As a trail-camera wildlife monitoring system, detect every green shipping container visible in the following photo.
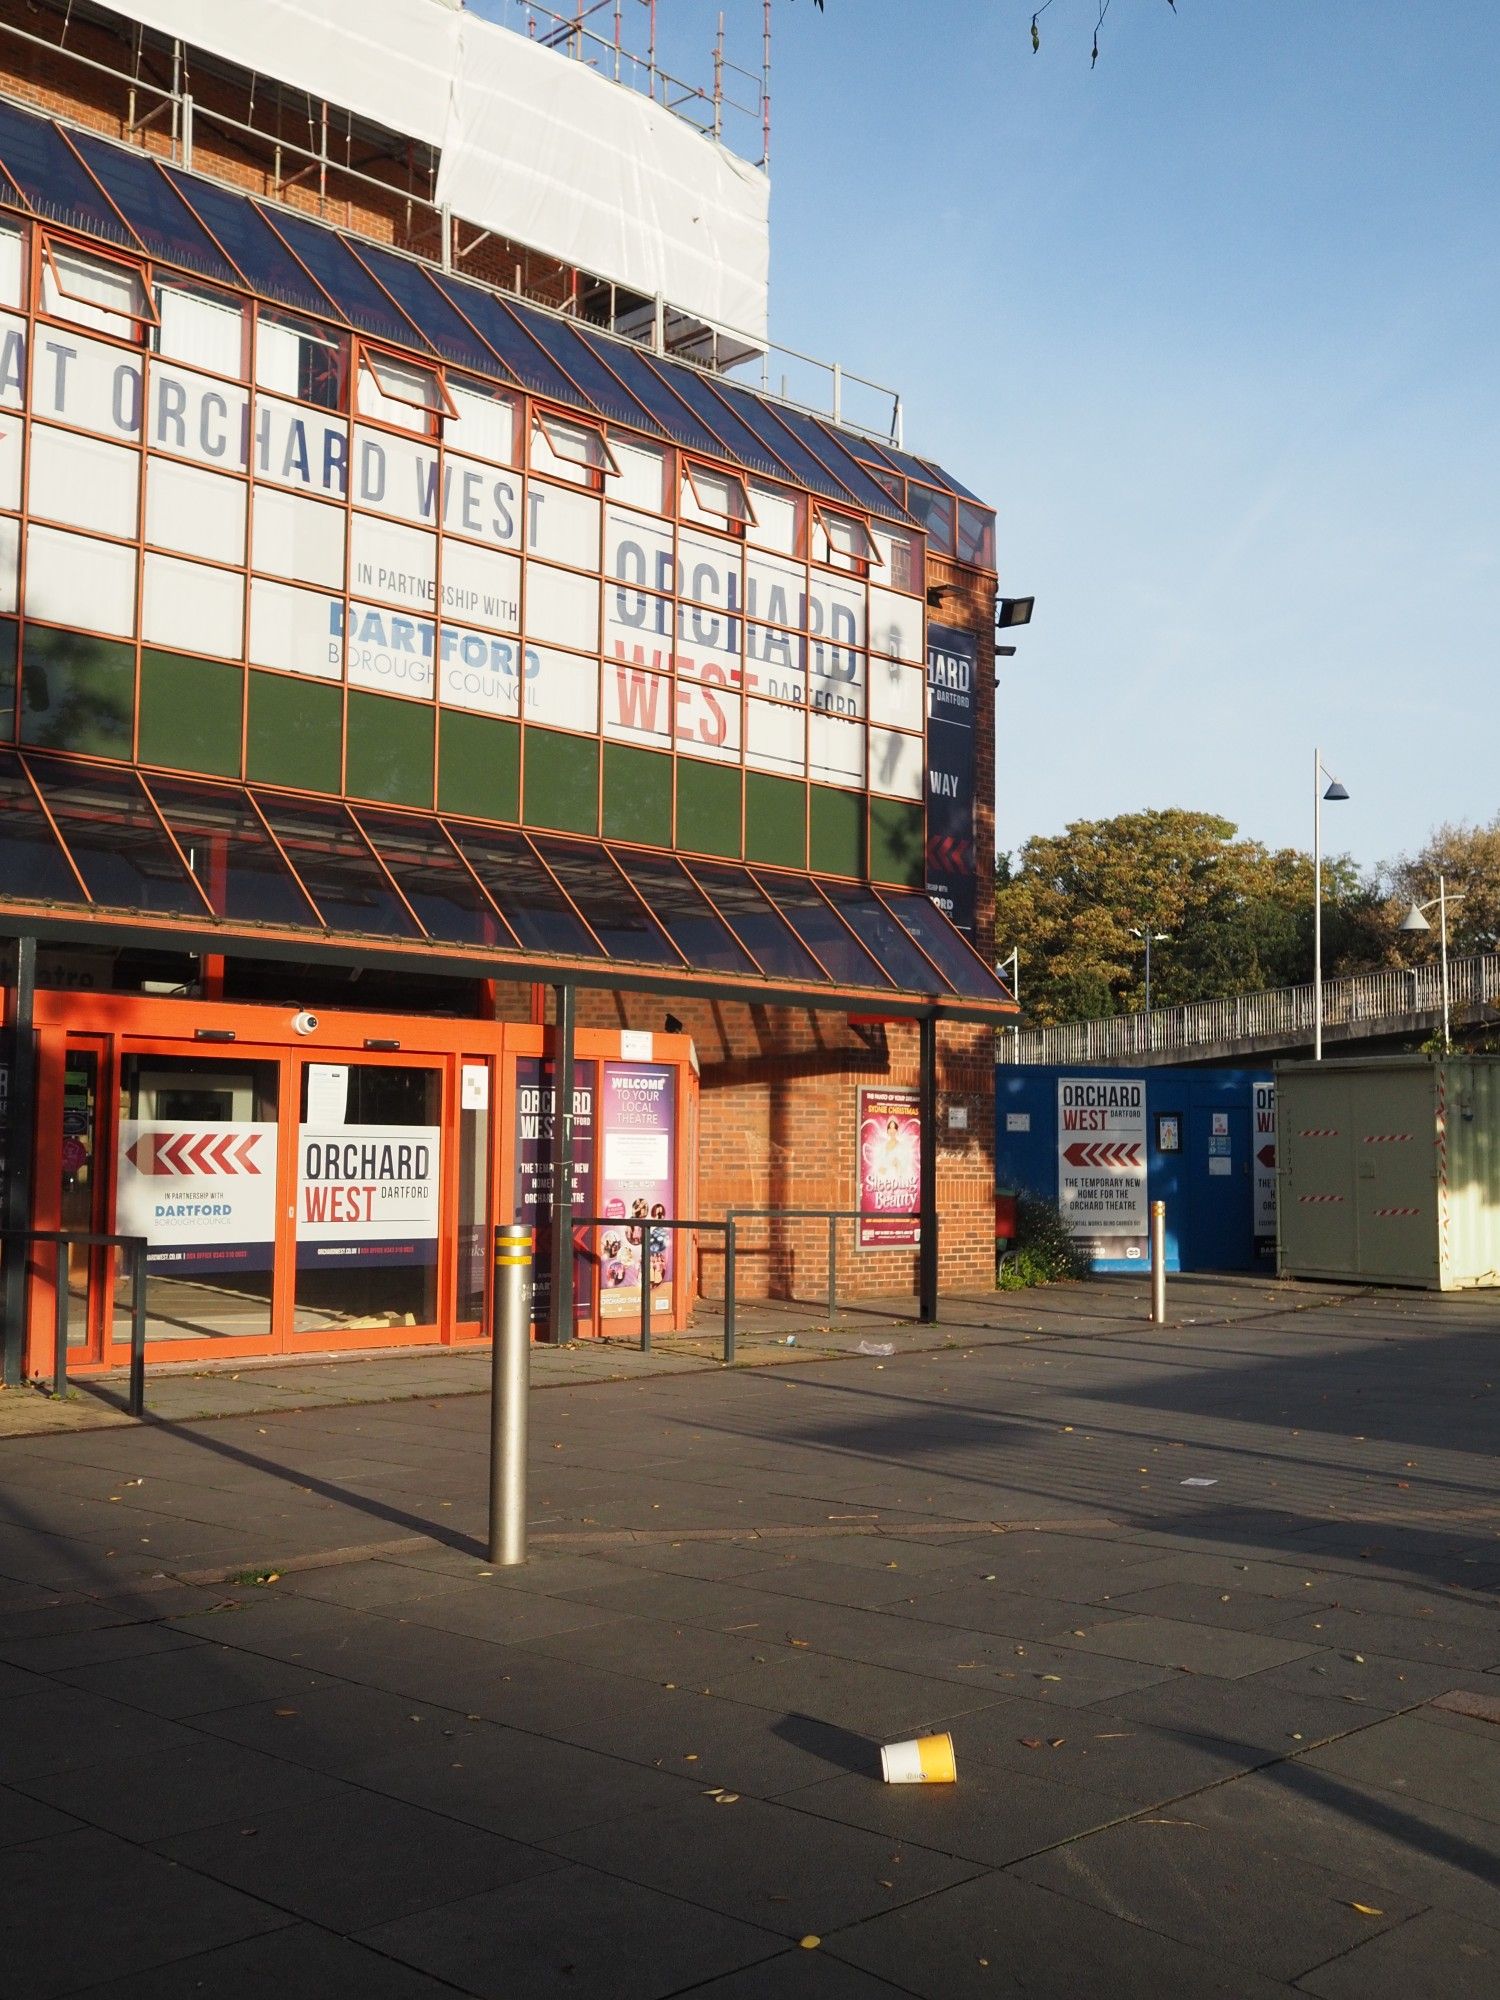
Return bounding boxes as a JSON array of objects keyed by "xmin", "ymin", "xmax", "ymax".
[{"xmin": 1276, "ymin": 1055, "xmax": 1500, "ymax": 1290}]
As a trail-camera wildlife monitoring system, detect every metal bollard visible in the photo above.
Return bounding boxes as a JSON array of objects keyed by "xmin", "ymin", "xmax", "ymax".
[
  {"xmin": 1149, "ymin": 1200, "xmax": 1167, "ymax": 1325},
  {"xmin": 488, "ymin": 1224, "xmax": 534, "ymax": 1566},
  {"xmin": 129, "ymin": 1243, "xmax": 147, "ymax": 1418}
]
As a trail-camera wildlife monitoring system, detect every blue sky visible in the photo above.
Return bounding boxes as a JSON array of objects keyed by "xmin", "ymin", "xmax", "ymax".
[{"xmin": 638, "ymin": 0, "xmax": 1498, "ymax": 876}]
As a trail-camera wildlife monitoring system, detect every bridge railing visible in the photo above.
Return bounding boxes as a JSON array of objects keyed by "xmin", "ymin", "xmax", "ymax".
[{"xmin": 997, "ymin": 954, "xmax": 1500, "ymax": 1067}]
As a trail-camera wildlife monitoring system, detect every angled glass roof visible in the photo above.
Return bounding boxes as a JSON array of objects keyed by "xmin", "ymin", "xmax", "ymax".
[
  {"xmin": 257, "ymin": 205, "xmax": 432, "ymax": 353},
  {"xmin": 159, "ymin": 167, "xmax": 341, "ymax": 319},
  {"xmin": 0, "ymin": 100, "xmax": 140, "ymax": 246},
  {"xmin": 68, "ymin": 132, "xmax": 240, "ymax": 287},
  {"xmin": 0, "ymin": 753, "xmax": 1014, "ymax": 1021},
  {"xmin": 0, "ymin": 96, "xmax": 987, "ymax": 529}
]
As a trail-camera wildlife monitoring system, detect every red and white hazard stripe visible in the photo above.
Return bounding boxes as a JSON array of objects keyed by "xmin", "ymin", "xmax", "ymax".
[
  {"xmin": 1362, "ymin": 1132, "xmax": 1413, "ymax": 1144},
  {"xmin": 1298, "ymin": 1127, "xmax": 1339, "ymax": 1138},
  {"xmin": 1374, "ymin": 1205, "xmax": 1421, "ymax": 1218},
  {"xmin": 1297, "ymin": 1193, "xmax": 1345, "ymax": 1204}
]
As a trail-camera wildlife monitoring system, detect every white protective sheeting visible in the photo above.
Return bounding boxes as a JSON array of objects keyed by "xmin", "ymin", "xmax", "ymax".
[
  {"xmin": 98, "ymin": 0, "xmax": 770, "ymax": 347},
  {"xmin": 436, "ymin": 15, "xmax": 770, "ymax": 346},
  {"xmin": 100, "ymin": 0, "xmax": 458, "ymax": 150}
]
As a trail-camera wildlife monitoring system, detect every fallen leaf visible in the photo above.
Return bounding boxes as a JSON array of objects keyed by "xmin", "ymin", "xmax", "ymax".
[
  {"xmin": 1048, "ymin": 1738, "xmax": 1065, "ymax": 1749},
  {"xmin": 1039, "ymin": 1673, "xmax": 1062, "ymax": 1682},
  {"xmin": 1349, "ymin": 1902, "xmax": 1383, "ymax": 1917},
  {"xmin": 716, "ymin": 1792, "xmax": 740, "ymax": 1804},
  {"xmin": 799, "ymin": 1936, "xmax": 821, "ymax": 1950},
  {"xmin": 1020, "ymin": 1736, "xmax": 1043, "ymax": 1749}
]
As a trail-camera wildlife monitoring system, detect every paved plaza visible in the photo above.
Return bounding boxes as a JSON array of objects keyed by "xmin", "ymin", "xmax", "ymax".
[{"xmin": 1, "ymin": 1277, "xmax": 1497, "ymax": 1997}]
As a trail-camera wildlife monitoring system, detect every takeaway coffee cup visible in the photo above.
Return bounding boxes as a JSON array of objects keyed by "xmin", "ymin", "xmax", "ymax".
[{"xmin": 880, "ymin": 1731, "xmax": 956, "ymax": 1784}]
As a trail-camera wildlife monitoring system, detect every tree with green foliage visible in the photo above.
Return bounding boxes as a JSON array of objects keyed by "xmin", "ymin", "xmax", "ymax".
[
  {"xmin": 995, "ymin": 808, "xmax": 1388, "ymax": 1026},
  {"xmin": 1387, "ymin": 815, "xmax": 1500, "ymax": 959}
]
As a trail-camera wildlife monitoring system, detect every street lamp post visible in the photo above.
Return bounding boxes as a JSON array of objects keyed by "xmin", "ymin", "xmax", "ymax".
[
  {"xmin": 1399, "ymin": 874, "xmax": 1464, "ymax": 1051},
  {"xmin": 1129, "ymin": 926, "xmax": 1169, "ymax": 1016},
  {"xmin": 1313, "ymin": 748, "xmax": 1350, "ymax": 1061}
]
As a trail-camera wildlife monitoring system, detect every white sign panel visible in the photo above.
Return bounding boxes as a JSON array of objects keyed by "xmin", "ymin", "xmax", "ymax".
[
  {"xmin": 1253, "ymin": 1081, "xmax": 1277, "ymax": 1243},
  {"xmin": 116, "ymin": 1120, "xmax": 278, "ymax": 1275},
  {"xmin": 305, "ymin": 1064, "xmax": 349, "ymax": 1126},
  {"xmin": 1057, "ymin": 1076, "xmax": 1148, "ymax": 1257},
  {"xmin": 297, "ymin": 1125, "xmax": 441, "ymax": 1265}
]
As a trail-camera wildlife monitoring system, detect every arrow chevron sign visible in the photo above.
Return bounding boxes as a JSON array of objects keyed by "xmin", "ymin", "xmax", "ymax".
[
  {"xmin": 1062, "ymin": 1140, "xmax": 1142, "ymax": 1170},
  {"xmin": 125, "ymin": 1130, "xmax": 264, "ymax": 1176}
]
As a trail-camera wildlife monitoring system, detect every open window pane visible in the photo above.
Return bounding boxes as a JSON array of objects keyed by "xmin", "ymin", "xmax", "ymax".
[
  {"xmin": 161, "ymin": 170, "xmax": 340, "ymax": 320},
  {"xmin": 446, "ymin": 823, "xmax": 601, "ymax": 958},
  {"xmin": 0, "ymin": 102, "xmax": 139, "ymax": 245},
  {"xmin": 687, "ymin": 861, "xmax": 829, "ymax": 983},
  {"xmin": 147, "ymin": 774, "xmax": 321, "ymax": 928},
  {"xmin": 606, "ymin": 848, "xmax": 759, "ymax": 975},
  {"xmin": 0, "ymin": 750, "xmax": 87, "ymax": 904},
  {"xmin": 531, "ymin": 836, "xmax": 682, "ymax": 966},
  {"xmin": 28, "ymin": 758, "xmax": 207, "ymax": 917},
  {"xmin": 357, "ymin": 350, "xmax": 445, "ymax": 430},
  {"xmin": 42, "ymin": 241, "xmax": 152, "ymax": 335},
  {"xmin": 355, "ymin": 807, "xmax": 513, "ymax": 948},
  {"xmin": 878, "ymin": 889, "xmax": 1009, "ymax": 1000},
  {"xmin": 258, "ymin": 206, "xmax": 428, "ymax": 352},
  {"xmin": 753, "ymin": 871, "xmax": 894, "ymax": 989},
  {"xmin": 70, "ymin": 132, "xmax": 240, "ymax": 284},
  {"xmin": 254, "ymin": 795, "xmax": 420, "ymax": 937}
]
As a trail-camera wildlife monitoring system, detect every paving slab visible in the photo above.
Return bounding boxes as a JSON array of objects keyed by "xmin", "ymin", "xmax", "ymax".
[
  {"xmin": 357, "ymin": 1861, "xmax": 783, "ymax": 2000},
  {"xmin": 63, "ymin": 1921, "xmax": 469, "ymax": 1999},
  {"xmin": 1295, "ymin": 1710, "xmax": 1500, "ymax": 1827},
  {"xmin": 1013, "ymin": 1814, "xmax": 1424, "ymax": 1983},
  {"xmin": 551, "ymin": 1790, "xmax": 980, "ymax": 1937},
  {"xmin": 15, "ymin": 1732, "xmax": 349, "ymax": 1842},
  {"xmin": 1297, "ymin": 1906, "xmax": 1500, "ymax": 2000},
  {"xmin": 0, "ymin": 1825, "xmax": 293, "ymax": 1999},
  {"xmin": 155, "ymin": 1789, "xmax": 564, "ymax": 1933},
  {"xmin": 825, "ymin": 1869, "xmax": 1291, "ymax": 2000}
]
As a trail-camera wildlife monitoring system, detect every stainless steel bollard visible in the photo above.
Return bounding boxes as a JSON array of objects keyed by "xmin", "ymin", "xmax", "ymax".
[
  {"xmin": 488, "ymin": 1224, "xmax": 534, "ymax": 1566},
  {"xmin": 1149, "ymin": 1200, "xmax": 1167, "ymax": 1325}
]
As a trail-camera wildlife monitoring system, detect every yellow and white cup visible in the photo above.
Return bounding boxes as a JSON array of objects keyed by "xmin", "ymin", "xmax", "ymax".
[{"xmin": 880, "ymin": 1731, "xmax": 956, "ymax": 1784}]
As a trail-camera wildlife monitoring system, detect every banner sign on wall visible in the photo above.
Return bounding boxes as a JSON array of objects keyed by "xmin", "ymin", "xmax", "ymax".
[
  {"xmin": 296, "ymin": 1124, "xmax": 440, "ymax": 1268},
  {"xmin": 598, "ymin": 1064, "xmax": 676, "ymax": 1319},
  {"xmin": 514, "ymin": 1058, "xmax": 596, "ymax": 1320},
  {"xmin": 857, "ymin": 1086, "xmax": 921, "ymax": 1249},
  {"xmin": 1253, "ymin": 1081, "xmax": 1277, "ymax": 1246},
  {"xmin": 118, "ymin": 1120, "xmax": 278, "ymax": 1276},
  {"xmin": 926, "ymin": 623, "xmax": 978, "ymax": 938},
  {"xmin": 1056, "ymin": 1077, "xmax": 1148, "ymax": 1260}
]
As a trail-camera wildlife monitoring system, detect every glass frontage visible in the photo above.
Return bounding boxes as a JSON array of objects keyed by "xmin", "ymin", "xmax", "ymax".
[
  {"xmin": 293, "ymin": 1059, "xmax": 441, "ymax": 1335},
  {"xmin": 116, "ymin": 1053, "xmax": 280, "ymax": 1341}
]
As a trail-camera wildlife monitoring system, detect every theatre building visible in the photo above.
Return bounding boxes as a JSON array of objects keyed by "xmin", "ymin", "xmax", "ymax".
[{"xmin": 0, "ymin": 0, "xmax": 1014, "ymax": 1383}]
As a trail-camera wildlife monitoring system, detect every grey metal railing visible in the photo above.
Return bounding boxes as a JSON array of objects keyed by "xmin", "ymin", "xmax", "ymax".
[
  {"xmin": 998, "ymin": 954, "xmax": 1500, "ymax": 1066},
  {"xmin": 0, "ymin": 1230, "xmax": 149, "ymax": 1415}
]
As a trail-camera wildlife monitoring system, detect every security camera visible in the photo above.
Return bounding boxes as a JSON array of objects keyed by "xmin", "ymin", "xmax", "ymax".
[{"xmin": 292, "ymin": 1010, "xmax": 320, "ymax": 1036}]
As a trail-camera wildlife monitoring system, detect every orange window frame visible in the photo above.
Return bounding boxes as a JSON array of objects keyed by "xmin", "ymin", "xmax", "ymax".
[{"xmin": 39, "ymin": 230, "xmax": 158, "ymax": 333}]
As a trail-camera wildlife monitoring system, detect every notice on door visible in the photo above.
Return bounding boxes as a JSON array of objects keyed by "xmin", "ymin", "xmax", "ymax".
[
  {"xmin": 858, "ymin": 1086, "xmax": 921, "ymax": 1249},
  {"xmin": 1057, "ymin": 1077, "xmax": 1147, "ymax": 1260},
  {"xmin": 117, "ymin": 1121, "xmax": 278, "ymax": 1275},
  {"xmin": 1253, "ymin": 1081, "xmax": 1277, "ymax": 1246},
  {"xmin": 297, "ymin": 1125, "xmax": 440, "ymax": 1268}
]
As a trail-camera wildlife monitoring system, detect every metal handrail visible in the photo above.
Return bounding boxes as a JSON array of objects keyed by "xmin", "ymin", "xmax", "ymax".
[
  {"xmin": 0, "ymin": 1230, "xmax": 149, "ymax": 1415},
  {"xmin": 998, "ymin": 953, "xmax": 1500, "ymax": 1067},
  {"xmin": 725, "ymin": 1205, "xmax": 926, "ymax": 1331},
  {"xmin": 568, "ymin": 1214, "xmax": 736, "ymax": 1359}
]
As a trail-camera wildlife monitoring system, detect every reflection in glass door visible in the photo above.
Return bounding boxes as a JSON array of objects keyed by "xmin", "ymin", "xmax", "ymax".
[
  {"xmin": 60, "ymin": 1046, "xmax": 102, "ymax": 1356},
  {"xmin": 115, "ymin": 1054, "xmax": 280, "ymax": 1343},
  {"xmin": 293, "ymin": 1060, "xmax": 441, "ymax": 1336}
]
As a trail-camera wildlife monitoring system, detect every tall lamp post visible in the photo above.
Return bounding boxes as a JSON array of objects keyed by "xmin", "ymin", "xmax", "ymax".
[
  {"xmin": 1399, "ymin": 875, "xmax": 1463, "ymax": 1051},
  {"xmin": 1129, "ymin": 926, "xmax": 1169, "ymax": 1016},
  {"xmin": 1313, "ymin": 748, "xmax": 1350, "ymax": 1061}
]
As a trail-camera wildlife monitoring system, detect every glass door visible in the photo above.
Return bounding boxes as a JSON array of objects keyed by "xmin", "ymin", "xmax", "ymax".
[
  {"xmin": 59, "ymin": 1038, "xmax": 107, "ymax": 1366},
  {"xmin": 291, "ymin": 1058, "xmax": 443, "ymax": 1342},
  {"xmin": 113, "ymin": 1051, "xmax": 282, "ymax": 1351}
]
